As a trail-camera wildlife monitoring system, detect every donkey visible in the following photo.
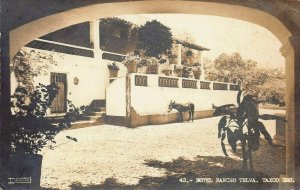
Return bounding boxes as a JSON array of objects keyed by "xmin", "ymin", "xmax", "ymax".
[{"xmin": 168, "ymin": 100, "xmax": 195, "ymax": 122}]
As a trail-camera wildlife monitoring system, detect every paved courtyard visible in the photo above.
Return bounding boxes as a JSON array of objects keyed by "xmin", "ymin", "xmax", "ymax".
[{"xmin": 40, "ymin": 111, "xmax": 285, "ymax": 190}]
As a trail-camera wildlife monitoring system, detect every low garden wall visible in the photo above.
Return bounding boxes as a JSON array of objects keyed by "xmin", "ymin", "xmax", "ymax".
[
  {"xmin": 106, "ymin": 73, "xmax": 240, "ymax": 127},
  {"xmin": 274, "ymin": 113, "xmax": 286, "ymax": 146}
]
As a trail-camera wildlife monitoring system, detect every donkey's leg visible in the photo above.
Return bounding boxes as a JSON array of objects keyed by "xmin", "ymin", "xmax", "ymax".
[
  {"xmin": 191, "ymin": 111, "xmax": 194, "ymax": 122},
  {"xmin": 180, "ymin": 112, "xmax": 183, "ymax": 122},
  {"xmin": 188, "ymin": 111, "xmax": 191, "ymax": 122}
]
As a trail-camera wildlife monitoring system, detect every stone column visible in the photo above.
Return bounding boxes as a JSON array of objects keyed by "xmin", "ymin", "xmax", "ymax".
[
  {"xmin": 177, "ymin": 43, "xmax": 182, "ymax": 65},
  {"xmin": 90, "ymin": 19, "xmax": 108, "ymax": 100},
  {"xmin": 89, "ymin": 19, "xmax": 102, "ymax": 59},
  {"xmin": 279, "ymin": 35, "xmax": 300, "ymax": 189},
  {"xmin": 198, "ymin": 51, "xmax": 205, "ymax": 80},
  {"xmin": 290, "ymin": 35, "xmax": 300, "ymax": 190}
]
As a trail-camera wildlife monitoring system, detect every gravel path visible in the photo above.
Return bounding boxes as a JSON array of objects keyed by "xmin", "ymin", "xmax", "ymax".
[{"xmin": 40, "ymin": 116, "xmax": 285, "ymax": 190}]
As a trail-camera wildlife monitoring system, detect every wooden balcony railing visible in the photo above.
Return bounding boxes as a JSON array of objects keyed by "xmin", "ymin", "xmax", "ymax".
[
  {"xmin": 102, "ymin": 52, "xmax": 126, "ymax": 62},
  {"xmin": 158, "ymin": 77, "xmax": 179, "ymax": 88},
  {"xmin": 200, "ymin": 81, "xmax": 210, "ymax": 90},
  {"xmin": 26, "ymin": 39, "xmax": 94, "ymax": 58},
  {"xmin": 135, "ymin": 75, "xmax": 148, "ymax": 87},
  {"xmin": 230, "ymin": 84, "xmax": 240, "ymax": 91},
  {"xmin": 182, "ymin": 79, "xmax": 197, "ymax": 89},
  {"xmin": 213, "ymin": 83, "xmax": 228, "ymax": 90},
  {"xmin": 133, "ymin": 74, "xmax": 239, "ymax": 91}
]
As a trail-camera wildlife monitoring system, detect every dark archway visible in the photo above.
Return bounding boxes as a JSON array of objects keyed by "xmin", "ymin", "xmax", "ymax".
[{"xmin": 1, "ymin": 1, "xmax": 300, "ymax": 188}]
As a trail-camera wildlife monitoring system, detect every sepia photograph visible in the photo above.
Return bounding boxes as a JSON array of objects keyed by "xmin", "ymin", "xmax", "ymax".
[{"xmin": 0, "ymin": 1, "xmax": 300, "ymax": 190}]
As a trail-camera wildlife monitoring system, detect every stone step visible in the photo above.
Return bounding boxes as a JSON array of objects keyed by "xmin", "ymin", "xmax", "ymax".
[
  {"xmin": 84, "ymin": 115, "xmax": 105, "ymax": 122},
  {"xmin": 69, "ymin": 118, "xmax": 105, "ymax": 129},
  {"xmin": 93, "ymin": 107, "xmax": 106, "ymax": 112},
  {"xmin": 87, "ymin": 111, "xmax": 104, "ymax": 116},
  {"xmin": 91, "ymin": 117, "xmax": 105, "ymax": 126},
  {"xmin": 91, "ymin": 100, "xmax": 106, "ymax": 107},
  {"xmin": 70, "ymin": 120, "xmax": 93, "ymax": 129}
]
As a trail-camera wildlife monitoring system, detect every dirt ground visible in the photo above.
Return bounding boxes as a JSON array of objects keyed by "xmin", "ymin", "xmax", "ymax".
[{"xmin": 40, "ymin": 114, "xmax": 286, "ymax": 190}]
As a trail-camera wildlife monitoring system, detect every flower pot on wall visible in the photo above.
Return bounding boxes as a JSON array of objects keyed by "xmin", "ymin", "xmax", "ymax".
[
  {"xmin": 109, "ymin": 69, "xmax": 118, "ymax": 78},
  {"xmin": 193, "ymin": 70, "xmax": 201, "ymax": 79},
  {"xmin": 164, "ymin": 70, "xmax": 172, "ymax": 76},
  {"xmin": 126, "ymin": 62, "xmax": 138, "ymax": 73},
  {"xmin": 169, "ymin": 57, "xmax": 178, "ymax": 65},
  {"xmin": 175, "ymin": 69, "xmax": 182, "ymax": 77},
  {"xmin": 147, "ymin": 65, "xmax": 159, "ymax": 74}
]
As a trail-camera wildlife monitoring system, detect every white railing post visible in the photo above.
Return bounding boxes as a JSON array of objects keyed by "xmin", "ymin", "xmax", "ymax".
[
  {"xmin": 196, "ymin": 80, "xmax": 200, "ymax": 89},
  {"xmin": 178, "ymin": 78, "xmax": 182, "ymax": 88},
  {"xmin": 148, "ymin": 74, "xmax": 158, "ymax": 87},
  {"xmin": 130, "ymin": 73, "xmax": 135, "ymax": 87},
  {"xmin": 210, "ymin": 82, "xmax": 213, "ymax": 90}
]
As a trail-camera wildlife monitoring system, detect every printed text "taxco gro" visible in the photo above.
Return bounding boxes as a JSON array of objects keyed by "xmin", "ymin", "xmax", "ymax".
[{"xmin": 179, "ymin": 177, "xmax": 295, "ymax": 183}]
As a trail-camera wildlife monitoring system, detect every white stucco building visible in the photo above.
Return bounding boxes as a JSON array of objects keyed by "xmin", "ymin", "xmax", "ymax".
[{"xmin": 11, "ymin": 19, "xmax": 240, "ymax": 127}]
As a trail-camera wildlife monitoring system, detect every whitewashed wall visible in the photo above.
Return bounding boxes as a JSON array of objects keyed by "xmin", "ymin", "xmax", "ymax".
[
  {"xmin": 11, "ymin": 47, "xmax": 110, "ymax": 107},
  {"xmin": 131, "ymin": 74, "xmax": 238, "ymax": 115},
  {"xmin": 106, "ymin": 76, "xmax": 127, "ymax": 116},
  {"xmin": 106, "ymin": 73, "xmax": 239, "ymax": 117}
]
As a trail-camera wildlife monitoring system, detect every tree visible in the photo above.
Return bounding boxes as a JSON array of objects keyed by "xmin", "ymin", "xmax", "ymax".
[
  {"xmin": 100, "ymin": 17, "xmax": 133, "ymax": 39},
  {"xmin": 137, "ymin": 20, "xmax": 173, "ymax": 58},
  {"xmin": 259, "ymin": 77, "xmax": 285, "ymax": 106},
  {"xmin": 206, "ymin": 53, "xmax": 285, "ymax": 105},
  {"xmin": 100, "ymin": 17, "xmax": 138, "ymax": 54}
]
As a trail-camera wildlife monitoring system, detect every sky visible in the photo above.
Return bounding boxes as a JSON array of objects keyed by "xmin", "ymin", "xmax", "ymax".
[{"xmin": 118, "ymin": 14, "xmax": 285, "ymax": 70}]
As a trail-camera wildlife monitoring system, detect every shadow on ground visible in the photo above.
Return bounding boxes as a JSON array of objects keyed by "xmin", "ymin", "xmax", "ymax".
[{"xmin": 64, "ymin": 153, "xmax": 283, "ymax": 190}]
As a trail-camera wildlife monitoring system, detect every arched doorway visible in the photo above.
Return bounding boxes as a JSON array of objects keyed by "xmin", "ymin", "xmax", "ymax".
[
  {"xmin": 10, "ymin": 1, "xmax": 292, "ymax": 58},
  {"xmin": 4, "ymin": 0, "xmax": 299, "ymax": 188}
]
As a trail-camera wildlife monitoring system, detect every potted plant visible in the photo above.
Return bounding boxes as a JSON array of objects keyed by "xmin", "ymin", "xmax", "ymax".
[
  {"xmin": 174, "ymin": 64, "xmax": 183, "ymax": 77},
  {"xmin": 147, "ymin": 57, "xmax": 160, "ymax": 74},
  {"xmin": 163, "ymin": 69, "xmax": 172, "ymax": 76},
  {"xmin": 123, "ymin": 54, "xmax": 141, "ymax": 73},
  {"xmin": 107, "ymin": 62, "xmax": 120, "ymax": 78},
  {"xmin": 161, "ymin": 63, "xmax": 174, "ymax": 76},
  {"xmin": 192, "ymin": 63, "xmax": 201, "ymax": 79},
  {"xmin": 182, "ymin": 66, "xmax": 193, "ymax": 78},
  {"xmin": 4, "ymin": 83, "xmax": 77, "ymax": 189},
  {"xmin": 168, "ymin": 53, "xmax": 178, "ymax": 65},
  {"xmin": 137, "ymin": 59, "xmax": 149, "ymax": 74},
  {"xmin": 214, "ymin": 91, "xmax": 286, "ymax": 171}
]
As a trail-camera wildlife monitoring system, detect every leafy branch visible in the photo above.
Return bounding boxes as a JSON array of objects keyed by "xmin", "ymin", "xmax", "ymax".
[{"xmin": 214, "ymin": 90, "xmax": 286, "ymax": 171}]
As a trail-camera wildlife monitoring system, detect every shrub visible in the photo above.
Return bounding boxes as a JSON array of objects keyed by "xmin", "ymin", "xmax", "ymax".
[{"xmin": 10, "ymin": 83, "xmax": 76, "ymax": 154}]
